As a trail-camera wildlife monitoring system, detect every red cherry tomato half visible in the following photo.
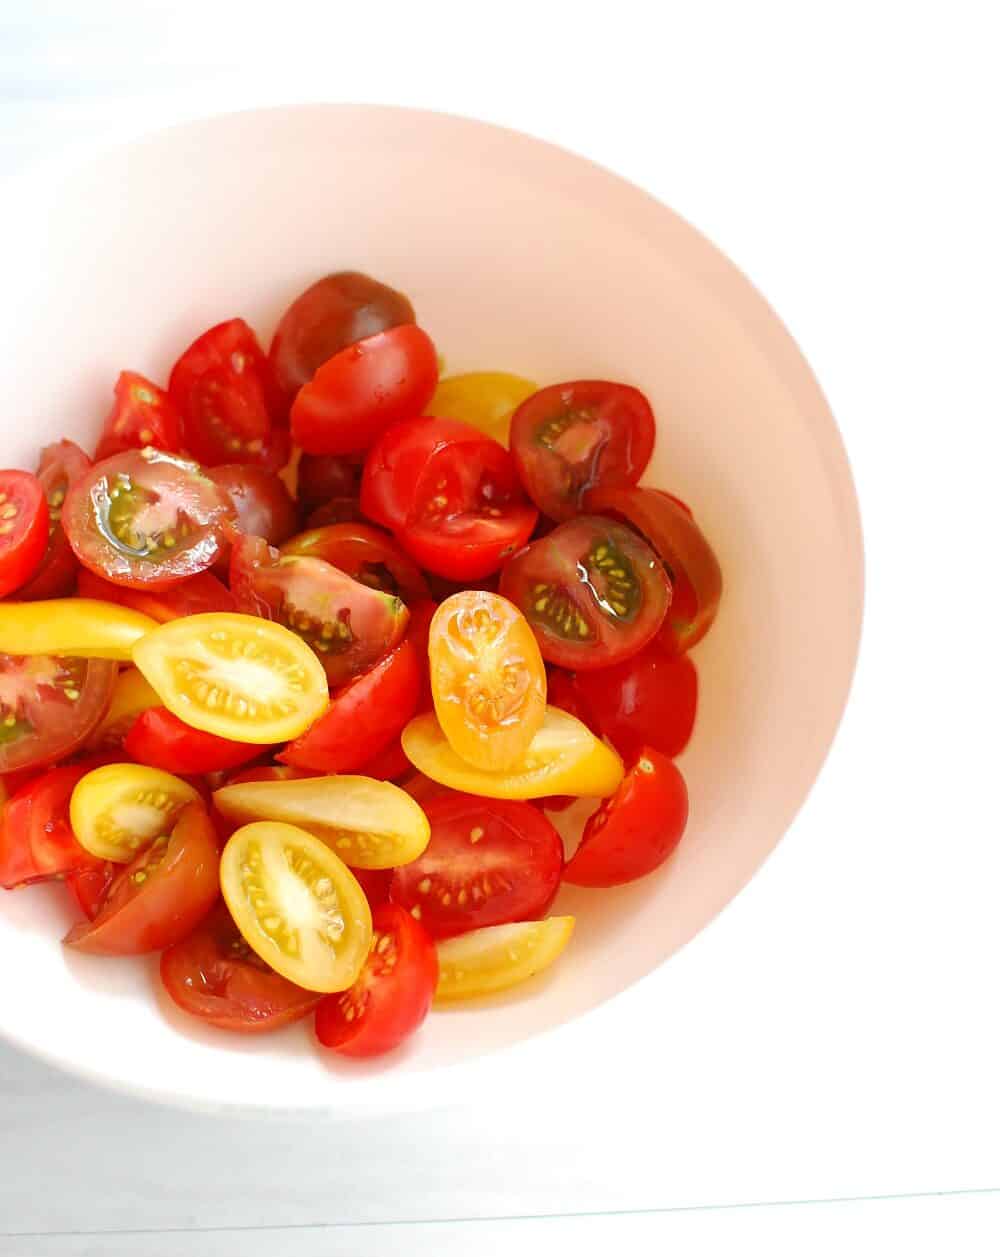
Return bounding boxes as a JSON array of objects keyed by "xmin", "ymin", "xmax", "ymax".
[
  {"xmin": 585, "ymin": 487, "xmax": 722, "ymax": 652},
  {"xmin": 281, "ymin": 523, "xmax": 430, "ymax": 602},
  {"xmin": 15, "ymin": 441, "xmax": 91, "ymax": 601},
  {"xmin": 315, "ymin": 903, "xmax": 437, "ymax": 1058},
  {"xmin": 351, "ymin": 866, "xmax": 393, "ymax": 910},
  {"xmin": 389, "ymin": 793, "xmax": 563, "ymax": 939},
  {"xmin": 510, "ymin": 380, "xmax": 655, "ymax": 521},
  {"xmin": 0, "ymin": 757, "xmax": 109, "ymax": 889},
  {"xmin": 279, "ymin": 639, "xmax": 420, "ymax": 774},
  {"xmin": 564, "ymin": 749, "xmax": 688, "ymax": 887},
  {"xmin": 95, "ymin": 371, "xmax": 182, "ymax": 461},
  {"xmin": 125, "ymin": 706, "xmax": 262, "ymax": 775},
  {"xmin": 270, "ymin": 272, "xmax": 416, "ymax": 398},
  {"xmin": 63, "ymin": 448, "xmax": 237, "ymax": 590},
  {"xmin": 0, "ymin": 655, "xmax": 116, "ymax": 775},
  {"xmin": 76, "ymin": 567, "xmax": 236, "ymax": 622},
  {"xmin": 291, "ymin": 324, "xmax": 438, "ymax": 456},
  {"xmin": 499, "ymin": 516, "xmax": 670, "ymax": 671},
  {"xmin": 0, "ymin": 470, "xmax": 49, "ymax": 598},
  {"xmin": 68, "ymin": 860, "xmax": 116, "ymax": 920},
  {"xmin": 160, "ymin": 903, "xmax": 321, "ymax": 1034},
  {"xmin": 296, "ymin": 452, "xmax": 363, "ymax": 513},
  {"xmin": 207, "ymin": 464, "xmax": 299, "ymax": 548},
  {"xmin": 64, "ymin": 801, "xmax": 220, "ymax": 955}
]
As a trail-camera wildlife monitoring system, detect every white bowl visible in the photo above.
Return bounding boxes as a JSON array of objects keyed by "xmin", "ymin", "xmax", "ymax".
[{"xmin": 0, "ymin": 105, "xmax": 863, "ymax": 1115}]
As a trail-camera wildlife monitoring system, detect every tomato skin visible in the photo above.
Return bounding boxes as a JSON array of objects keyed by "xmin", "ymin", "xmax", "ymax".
[
  {"xmin": 405, "ymin": 598, "xmax": 437, "ymax": 712},
  {"xmin": 64, "ymin": 801, "xmax": 220, "ymax": 955},
  {"xmin": 296, "ymin": 452, "xmax": 363, "ymax": 513},
  {"xmin": 564, "ymin": 749, "xmax": 688, "ymax": 887},
  {"xmin": 0, "ymin": 758, "xmax": 109, "ymax": 889},
  {"xmin": 291, "ymin": 324, "xmax": 438, "ymax": 456},
  {"xmin": 315, "ymin": 903, "xmax": 437, "ymax": 1057},
  {"xmin": 0, "ymin": 655, "xmax": 117, "ymax": 775},
  {"xmin": 355, "ymin": 736, "xmax": 411, "ymax": 782},
  {"xmin": 279, "ymin": 639, "xmax": 420, "ymax": 774},
  {"xmin": 207, "ymin": 464, "xmax": 299, "ymax": 547},
  {"xmin": 435, "ymin": 915, "xmax": 575, "ymax": 1003},
  {"xmin": 68, "ymin": 861, "xmax": 116, "ymax": 920},
  {"xmin": 15, "ymin": 441, "xmax": 91, "ymax": 601},
  {"xmin": 95, "ymin": 371, "xmax": 182, "ymax": 461},
  {"xmin": 125, "ymin": 707, "xmax": 262, "ymax": 775},
  {"xmin": 390, "ymin": 793, "xmax": 563, "ymax": 939},
  {"xmin": 351, "ymin": 866, "xmax": 393, "ymax": 909},
  {"xmin": 76, "ymin": 567, "xmax": 236, "ymax": 622},
  {"xmin": 0, "ymin": 470, "xmax": 49, "ymax": 597},
  {"xmin": 281, "ymin": 523, "xmax": 430, "ymax": 602},
  {"xmin": 429, "ymin": 372, "xmax": 537, "ymax": 445}
]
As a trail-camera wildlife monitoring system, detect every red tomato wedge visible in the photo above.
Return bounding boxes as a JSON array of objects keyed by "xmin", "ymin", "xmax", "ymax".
[
  {"xmin": 0, "ymin": 758, "xmax": 109, "ymax": 889},
  {"xmin": 281, "ymin": 523, "xmax": 430, "ymax": 602},
  {"xmin": 77, "ymin": 568, "xmax": 236, "ymax": 622},
  {"xmin": 95, "ymin": 371, "xmax": 182, "ymax": 461},
  {"xmin": 15, "ymin": 441, "xmax": 91, "ymax": 601},
  {"xmin": 0, "ymin": 470, "xmax": 49, "ymax": 598},
  {"xmin": 207, "ymin": 464, "xmax": 299, "ymax": 547},
  {"xmin": 0, "ymin": 654, "xmax": 116, "ymax": 775},
  {"xmin": 125, "ymin": 707, "xmax": 262, "ymax": 775}
]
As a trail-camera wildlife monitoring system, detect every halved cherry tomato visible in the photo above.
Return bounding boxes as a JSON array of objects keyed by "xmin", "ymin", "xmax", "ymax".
[
  {"xmin": 296, "ymin": 452, "xmax": 363, "ymax": 514},
  {"xmin": 270, "ymin": 272, "xmax": 416, "ymax": 398},
  {"xmin": 361, "ymin": 418, "xmax": 537, "ymax": 580},
  {"xmin": 0, "ymin": 757, "xmax": 109, "ymax": 889},
  {"xmin": 585, "ymin": 487, "xmax": 722, "ymax": 652},
  {"xmin": 291, "ymin": 325, "xmax": 438, "ymax": 456},
  {"xmin": 169, "ymin": 319, "xmax": 287, "ymax": 468},
  {"xmin": 564, "ymin": 749, "xmax": 688, "ymax": 887},
  {"xmin": 0, "ymin": 655, "xmax": 116, "ymax": 774},
  {"xmin": 434, "ymin": 916, "xmax": 575, "ymax": 1003},
  {"xmin": 428, "ymin": 591, "xmax": 546, "ymax": 772},
  {"xmin": 64, "ymin": 801, "xmax": 220, "ymax": 955},
  {"xmin": 499, "ymin": 516, "xmax": 670, "ymax": 671},
  {"xmin": 95, "ymin": 371, "xmax": 182, "ymax": 461},
  {"xmin": 160, "ymin": 903, "xmax": 321, "ymax": 1034},
  {"xmin": 70, "ymin": 762, "xmax": 200, "ymax": 862},
  {"xmin": 15, "ymin": 441, "xmax": 91, "ymax": 601},
  {"xmin": 68, "ymin": 861, "xmax": 115, "ymax": 920},
  {"xmin": 84, "ymin": 667, "xmax": 161, "ymax": 750},
  {"xmin": 213, "ymin": 773, "xmax": 429, "ymax": 870},
  {"xmin": 315, "ymin": 903, "xmax": 437, "ymax": 1057},
  {"xmin": 390, "ymin": 793, "xmax": 562, "ymax": 938},
  {"xmin": 125, "ymin": 707, "xmax": 264, "ymax": 775},
  {"xmin": 207, "ymin": 464, "xmax": 298, "ymax": 547},
  {"xmin": 63, "ymin": 448, "xmax": 237, "ymax": 590},
  {"xmin": 220, "ymin": 821, "xmax": 372, "ymax": 992},
  {"xmin": 281, "ymin": 524, "xmax": 430, "ymax": 602},
  {"xmin": 0, "ymin": 599, "xmax": 156, "ymax": 660},
  {"xmin": 402, "ymin": 706, "xmax": 623, "ymax": 801},
  {"xmin": 0, "ymin": 470, "xmax": 49, "ymax": 597},
  {"xmin": 229, "ymin": 534, "xmax": 408, "ymax": 688},
  {"xmin": 509, "ymin": 380, "xmax": 655, "ymax": 521},
  {"xmin": 132, "ymin": 612, "xmax": 329, "ymax": 745},
  {"xmin": 429, "ymin": 372, "xmax": 537, "ymax": 445},
  {"xmin": 278, "ymin": 639, "xmax": 420, "ymax": 775},
  {"xmin": 76, "ymin": 567, "xmax": 236, "ymax": 622}
]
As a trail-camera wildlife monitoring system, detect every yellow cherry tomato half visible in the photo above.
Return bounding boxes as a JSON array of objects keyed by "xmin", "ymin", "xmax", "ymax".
[
  {"xmin": 434, "ymin": 916, "xmax": 575, "ymax": 1004},
  {"xmin": 70, "ymin": 762, "xmax": 200, "ymax": 863},
  {"xmin": 212, "ymin": 775, "xmax": 430, "ymax": 870},
  {"xmin": 401, "ymin": 705, "xmax": 623, "ymax": 800},
  {"xmin": 428, "ymin": 372, "xmax": 537, "ymax": 445},
  {"xmin": 220, "ymin": 821, "xmax": 372, "ymax": 993},
  {"xmin": 429, "ymin": 590, "xmax": 546, "ymax": 773},
  {"xmin": 0, "ymin": 599, "xmax": 156, "ymax": 660},
  {"xmin": 132, "ymin": 613, "xmax": 328, "ymax": 745},
  {"xmin": 85, "ymin": 667, "xmax": 161, "ymax": 750}
]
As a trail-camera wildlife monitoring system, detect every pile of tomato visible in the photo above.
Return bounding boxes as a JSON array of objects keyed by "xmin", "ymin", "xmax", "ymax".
[{"xmin": 0, "ymin": 272, "xmax": 721, "ymax": 1060}]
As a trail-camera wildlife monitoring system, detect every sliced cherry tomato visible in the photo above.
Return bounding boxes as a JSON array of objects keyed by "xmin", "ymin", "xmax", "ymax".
[
  {"xmin": 361, "ymin": 417, "xmax": 537, "ymax": 580},
  {"xmin": 500, "ymin": 516, "xmax": 670, "ymax": 671},
  {"xmin": 350, "ymin": 866, "xmax": 393, "ymax": 909},
  {"xmin": 68, "ymin": 861, "xmax": 115, "ymax": 920},
  {"xmin": 0, "ymin": 655, "xmax": 116, "ymax": 774},
  {"xmin": 281, "ymin": 524, "xmax": 430, "ymax": 602},
  {"xmin": 229, "ymin": 534, "xmax": 408, "ymax": 687},
  {"xmin": 565, "ymin": 749, "xmax": 688, "ymax": 887},
  {"xmin": 125, "ymin": 707, "xmax": 264, "ymax": 775},
  {"xmin": 169, "ymin": 318, "xmax": 287, "ymax": 467},
  {"xmin": 0, "ymin": 470, "xmax": 49, "ymax": 597},
  {"xmin": 0, "ymin": 598, "xmax": 155, "ymax": 661},
  {"xmin": 355, "ymin": 736, "xmax": 411, "ymax": 782},
  {"xmin": 220, "ymin": 821, "xmax": 372, "ymax": 992},
  {"xmin": 401, "ymin": 706, "xmax": 623, "ymax": 801},
  {"xmin": 213, "ymin": 773, "xmax": 429, "ymax": 870},
  {"xmin": 131, "ymin": 612, "xmax": 328, "ymax": 745},
  {"xmin": 585, "ymin": 487, "xmax": 722, "ymax": 652},
  {"xmin": 64, "ymin": 801, "xmax": 220, "ymax": 955},
  {"xmin": 0, "ymin": 758, "xmax": 109, "ymax": 889},
  {"xmin": 15, "ymin": 441, "xmax": 91, "ymax": 601},
  {"xmin": 270, "ymin": 272, "xmax": 416, "ymax": 398},
  {"xmin": 95, "ymin": 371, "xmax": 182, "ymax": 461},
  {"xmin": 429, "ymin": 372, "xmax": 537, "ymax": 445},
  {"xmin": 84, "ymin": 667, "xmax": 161, "ymax": 751},
  {"xmin": 434, "ymin": 916, "xmax": 575, "ymax": 1003},
  {"xmin": 207, "ymin": 464, "xmax": 298, "ymax": 547},
  {"xmin": 390, "ymin": 793, "xmax": 562, "ymax": 939},
  {"xmin": 428, "ymin": 591, "xmax": 546, "ymax": 772},
  {"xmin": 296, "ymin": 452, "xmax": 363, "ymax": 513},
  {"xmin": 405, "ymin": 597, "xmax": 437, "ymax": 712},
  {"xmin": 76, "ymin": 567, "xmax": 236, "ymax": 622},
  {"xmin": 160, "ymin": 903, "xmax": 321, "ymax": 1033},
  {"xmin": 509, "ymin": 380, "xmax": 655, "ymax": 521},
  {"xmin": 70, "ymin": 762, "xmax": 200, "ymax": 862},
  {"xmin": 63, "ymin": 448, "xmax": 237, "ymax": 590},
  {"xmin": 223, "ymin": 764, "xmax": 315, "ymax": 787},
  {"xmin": 291, "ymin": 325, "xmax": 438, "ymax": 456},
  {"xmin": 278, "ymin": 639, "xmax": 420, "ymax": 775},
  {"xmin": 315, "ymin": 903, "xmax": 437, "ymax": 1057}
]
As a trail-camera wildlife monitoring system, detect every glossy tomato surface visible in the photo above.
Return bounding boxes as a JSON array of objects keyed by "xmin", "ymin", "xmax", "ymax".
[
  {"xmin": 296, "ymin": 451, "xmax": 363, "ymax": 514},
  {"xmin": 207, "ymin": 464, "xmax": 299, "ymax": 547},
  {"xmin": 0, "ymin": 470, "xmax": 48, "ymax": 597},
  {"xmin": 0, "ymin": 757, "xmax": 107, "ymax": 889},
  {"xmin": 95, "ymin": 371, "xmax": 182, "ymax": 461},
  {"xmin": 76, "ymin": 567, "xmax": 236, "ymax": 622},
  {"xmin": 125, "ymin": 706, "xmax": 262, "ymax": 775},
  {"xmin": 15, "ymin": 440, "xmax": 91, "ymax": 601},
  {"xmin": 0, "ymin": 654, "xmax": 116, "ymax": 774}
]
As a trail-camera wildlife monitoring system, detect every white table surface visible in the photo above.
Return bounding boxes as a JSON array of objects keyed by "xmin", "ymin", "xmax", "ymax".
[{"xmin": 1, "ymin": 3, "xmax": 998, "ymax": 1253}]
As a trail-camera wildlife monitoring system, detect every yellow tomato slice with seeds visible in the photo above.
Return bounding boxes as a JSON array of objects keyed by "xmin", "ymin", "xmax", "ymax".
[
  {"xmin": 401, "ymin": 705, "xmax": 623, "ymax": 800},
  {"xmin": 434, "ymin": 916, "xmax": 575, "ymax": 1003},
  {"xmin": 429, "ymin": 591, "xmax": 546, "ymax": 772},
  {"xmin": 220, "ymin": 821, "xmax": 372, "ymax": 993},
  {"xmin": 132, "ymin": 613, "xmax": 328, "ymax": 745},
  {"xmin": 0, "ymin": 599, "xmax": 157, "ymax": 660},
  {"xmin": 70, "ymin": 763, "xmax": 199, "ymax": 862},
  {"xmin": 85, "ymin": 667, "xmax": 161, "ymax": 750},
  {"xmin": 212, "ymin": 775, "xmax": 430, "ymax": 870},
  {"xmin": 429, "ymin": 372, "xmax": 537, "ymax": 446}
]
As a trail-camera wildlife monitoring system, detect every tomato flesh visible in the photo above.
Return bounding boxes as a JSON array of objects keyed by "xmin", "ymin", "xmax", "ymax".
[
  {"xmin": 15, "ymin": 441, "xmax": 91, "ymax": 600},
  {"xmin": 0, "ymin": 758, "xmax": 108, "ymax": 889},
  {"xmin": 125, "ymin": 707, "xmax": 261, "ymax": 775},
  {"xmin": 95, "ymin": 371, "xmax": 182, "ymax": 461},
  {"xmin": 70, "ymin": 762, "xmax": 200, "ymax": 863},
  {"xmin": 281, "ymin": 523, "xmax": 430, "ymax": 602},
  {"xmin": 0, "ymin": 470, "xmax": 49, "ymax": 597},
  {"xmin": 434, "ymin": 915, "xmax": 575, "ymax": 1003},
  {"xmin": 0, "ymin": 654, "xmax": 116, "ymax": 775}
]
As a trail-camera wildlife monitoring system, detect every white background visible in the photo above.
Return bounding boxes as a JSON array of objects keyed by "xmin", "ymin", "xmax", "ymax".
[{"xmin": 1, "ymin": 2, "xmax": 998, "ymax": 1253}]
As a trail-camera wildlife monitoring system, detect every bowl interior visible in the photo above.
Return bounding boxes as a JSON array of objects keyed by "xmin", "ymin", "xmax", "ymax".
[{"xmin": 0, "ymin": 105, "xmax": 862, "ymax": 1113}]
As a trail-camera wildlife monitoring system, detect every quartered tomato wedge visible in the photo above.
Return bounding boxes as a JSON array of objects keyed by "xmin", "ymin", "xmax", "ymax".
[
  {"xmin": 63, "ymin": 448, "xmax": 237, "ymax": 590},
  {"xmin": 509, "ymin": 380, "xmax": 655, "ymax": 521},
  {"xmin": 315, "ymin": 903, "xmax": 437, "ymax": 1057},
  {"xmin": 207, "ymin": 464, "xmax": 299, "ymax": 547},
  {"xmin": 95, "ymin": 371, "xmax": 182, "ymax": 461},
  {"xmin": 124, "ymin": 707, "xmax": 263, "ymax": 775},
  {"xmin": 161, "ymin": 903, "xmax": 321, "ymax": 1034},
  {"xmin": 77, "ymin": 567, "xmax": 236, "ymax": 622},
  {"xmin": 295, "ymin": 452, "xmax": 363, "ymax": 514},
  {"xmin": 70, "ymin": 762, "xmax": 199, "ymax": 863},
  {"xmin": 585, "ymin": 487, "xmax": 722, "ymax": 652},
  {"xmin": 0, "ymin": 654, "xmax": 116, "ymax": 774},
  {"xmin": 0, "ymin": 470, "xmax": 49, "ymax": 597},
  {"xmin": 0, "ymin": 599, "xmax": 155, "ymax": 661},
  {"xmin": 429, "ymin": 371, "xmax": 537, "ymax": 446},
  {"xmin": 0, "ymin": 757, "xmax": 108, "ymax": 889},
  {"xmin": 281, "ymin": 523, "xmax": 430, "ymax": 602},
  {"xmin": 15, "ymin": 440, "xmax": 91, "ymax": 601},
  {"xmin": 434, "ymin": 916, "xmax": 575, "ymax": 1003},
  {"xmin": 84, "ymin": 667, "xmax": 161, "ymax": 751},
  {"xmin": 499, "ymin": 516, "xmax": 670, "ymax": 671}
]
